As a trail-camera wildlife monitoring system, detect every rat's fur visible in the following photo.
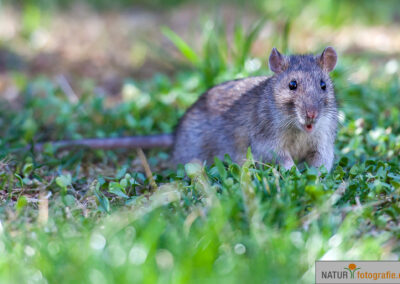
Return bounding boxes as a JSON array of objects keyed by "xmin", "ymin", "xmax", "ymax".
[{"xmin": 172, "ymin": 47, "xmax": 338, "ymax": 171}]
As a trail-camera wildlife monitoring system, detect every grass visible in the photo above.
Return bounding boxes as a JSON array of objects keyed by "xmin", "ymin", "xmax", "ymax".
[{"xmin": 0, "ymin": 8, "xmax": 400, "ymax": 284}]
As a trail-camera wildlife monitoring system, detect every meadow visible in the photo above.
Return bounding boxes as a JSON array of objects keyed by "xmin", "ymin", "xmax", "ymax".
[{"xmin": 0, "ymin": 1, "xmax": 399, "ymax": 283}]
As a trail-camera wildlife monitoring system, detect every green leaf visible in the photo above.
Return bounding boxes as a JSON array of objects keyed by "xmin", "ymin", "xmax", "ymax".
[
  {"xmin": 43, "ymin": 142, "xmax": 55, "ymax": 156},
  {"xmin": 305, "ymin": 184, "xmax": 324, "ymax": 199},
  {"xmin": 21, "ymin": 116, "xmax": 38, "ymax": 142},
  {"xmin": 185, "ymin": 163, "xmax": 203, "ymax": 178},
  {"xmin": 339, "ymin": 156, "xmax": 349, "ymax": 167},
  {"xmin": 120, "ymin": 178, "xmax": 128, "ymax": 189},
  {"xmin": 125, "ymin": 196, "xmax": 139, "ymax": 205},
  {"xmin": 16, "ymin": 196, "xmax": 28, "ymax": 212},
  {"xmin": 214, "ymin": 157, "xmax": 227, "ymax": 179},
  {"xmin": 229, "ymin": 164, "xmax": 241, "ymax": 181},
  {"xmin": 22, "ymin": 163, "xmax": 33, "ymax": 177},
  {"xmin": 109, "ymin": 182, "xmax": 129, "ymax": 198},
  {"xmin": 390, "ymin": 180, "xmax": 400, "ymax": 189},
  {"xmin": 246, "ymin": 147, "xmax": 254, "ymax": 162},
  {"xmin": 349, "ymin": 164, "xmax": 361, "ymax": 176},
  {"xmin": 56, "ymin": 174, "xmax": 72, "ymax": 190},
  {"xmin": 94, "ymin": 189, "xmax": 110, "ymax": 213},
  {"xmin": 161, "ymin": 26, "xmax": 200, "ymax": 66},
  {"xmin": 334, "ymin": 166, "xmax": 345, "ymax": 180},
  {"xmin": 63, "ymin": 194, "xmax": 76, "ymax": 207},
  {"xmin": 223, "ymin": 154, "xmax": 232, "ymax": 164},
  {"xmin": 14, "ymin": 174, "xmax": 23, "ymax": 187},
  {"xmin": 116, "ymin": 165, "xmax": 129, "ymax": 180},
  {"xmin": 306, "ymin": 167, "xmax": 318, "ymax": 181},
  {"xmin": 98, "ymin": 176, "xmax": 106, "ymax": 186},
  {"xmin": 176, "ymin": 164, "xmax": 185, "ymax": 178}
]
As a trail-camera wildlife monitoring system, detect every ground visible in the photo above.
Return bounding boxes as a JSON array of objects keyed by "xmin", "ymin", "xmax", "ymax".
[{"xmin": 0, "ymin": 1, "xmax": 399, "ymax": 283}]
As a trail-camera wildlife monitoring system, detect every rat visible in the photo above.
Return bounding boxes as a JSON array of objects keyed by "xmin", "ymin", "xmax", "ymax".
[
  {"xmin": 34, "ymin": 47, "xmax": 338, "ymax": 172},
  {"xmin": 172, "ymin": 47, "xmax": 338, "ymax": 171}
]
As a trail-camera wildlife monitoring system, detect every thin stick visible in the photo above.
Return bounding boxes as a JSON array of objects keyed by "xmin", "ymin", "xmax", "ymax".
[
  {"xmin": 38, "ymin": 191, "xmax": 49, "ymax": 224},
  {"xmin": 136, "ymin": 148, "xmax": 157, "ymax": 191},
  {"xmin": 32, "ymin": 134, "xmax": 174, "ymax": 152}
]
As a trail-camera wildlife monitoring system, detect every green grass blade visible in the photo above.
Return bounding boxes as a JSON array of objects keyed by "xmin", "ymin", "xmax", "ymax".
[{"xmin": 161, "ymin": 26, "xmax": 200, "ymax": 66}]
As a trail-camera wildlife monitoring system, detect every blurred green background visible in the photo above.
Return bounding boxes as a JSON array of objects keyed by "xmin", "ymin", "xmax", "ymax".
[{"xmin": 0, "ymin": 1, "xmax": 399, "ymax": 283}]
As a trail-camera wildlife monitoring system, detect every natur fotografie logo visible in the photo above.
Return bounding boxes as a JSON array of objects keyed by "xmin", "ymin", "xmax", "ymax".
[
  {"xmin": 317, "ymin": 261, "xmax": 400, "ymax": 283},
  {"xmin": 344, "ymin": 263, "xmax": 361, "ymax": 279}
]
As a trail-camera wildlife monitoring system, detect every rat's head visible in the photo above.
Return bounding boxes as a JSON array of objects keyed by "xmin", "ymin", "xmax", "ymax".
[{"xmin": 268, "ymin": 47, "xmax": 338, "ymax": 133}]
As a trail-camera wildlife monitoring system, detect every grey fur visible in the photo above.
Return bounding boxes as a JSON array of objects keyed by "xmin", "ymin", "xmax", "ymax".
[{"xmin": 172, "ymin": 47, "xmax": 338, "ymax": 172}]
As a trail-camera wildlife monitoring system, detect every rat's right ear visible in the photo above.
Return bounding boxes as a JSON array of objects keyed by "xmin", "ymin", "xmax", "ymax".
[
  {"xmin": 269, "ymin": 48, "xmax": 287, "ymax": 73},
  {"xmin": 318, "ymin": 46, "xmax": 337, "ymax": 72}
]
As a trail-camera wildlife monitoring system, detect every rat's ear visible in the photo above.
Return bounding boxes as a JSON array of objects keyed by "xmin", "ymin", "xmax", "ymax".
[
  {"xmin": 269, "ymin": 48, "xmax": 287, "ymax": 73},
  {"xmin": 318, "ymin": 46, "xmax": 337, "ymax": 72}
]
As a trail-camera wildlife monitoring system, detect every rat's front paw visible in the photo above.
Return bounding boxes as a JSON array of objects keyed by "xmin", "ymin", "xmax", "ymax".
[{"xmin": 281, "ymin": 158, "xmax": 295, "ymax": 171}]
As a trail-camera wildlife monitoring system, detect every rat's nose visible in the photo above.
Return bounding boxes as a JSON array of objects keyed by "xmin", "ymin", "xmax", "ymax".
[{"xmin": 306, "ymin": 110, "xmax": 318, "ymax": 120}]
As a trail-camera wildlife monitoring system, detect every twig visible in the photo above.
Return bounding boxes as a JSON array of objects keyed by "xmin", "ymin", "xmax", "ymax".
[
  {"xmin": 253, "ymin": 160, "xmax": 284, "ymax": 179},
  {"xmin": 32, "ymin": 134, "xmax": 174, "ymax": 152},
  {"xmin": 38, "ymin": 191, "xmax": 50, "ymax": 224},
  {"xmin": 355, "ymin": 196, "xmax": 362, "ymax": 209},
  {"xmin": 136, "ymin": 148, "xmax": 157, "ymax": 191}
]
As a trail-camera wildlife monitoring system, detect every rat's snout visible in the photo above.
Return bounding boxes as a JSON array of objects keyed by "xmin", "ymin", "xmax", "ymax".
[
  {"xmin": 306, "ymin": 109, "xmax": 318, "ymax": 120},
  {"xmin": 303, "ymin": 106, "xmax": 319, "ymax": 133}
]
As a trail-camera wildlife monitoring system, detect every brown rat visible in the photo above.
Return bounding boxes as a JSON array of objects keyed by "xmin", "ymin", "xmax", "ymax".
[
  {"xmin": 172, "ymin": 47, "xmax": 338, "ymax": 171},
  {"xmin": 34, "ymin": 47, "xmax": 338, "ymax": 172}
]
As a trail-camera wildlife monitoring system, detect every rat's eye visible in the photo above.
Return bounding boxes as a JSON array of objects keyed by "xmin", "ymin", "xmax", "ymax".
[
  {"xmin": 320, "ymin": 80, "xmax": 326, "ymax": 90},
  {"xmin": 289, "ymin": 80, "xmax": 297, "ymax": 90}
]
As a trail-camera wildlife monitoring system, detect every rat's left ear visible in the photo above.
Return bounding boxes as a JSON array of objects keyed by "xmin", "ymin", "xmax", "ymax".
[
  {"xmin": 269, "ymin": 48, "xmax": 287, "ymax": 73},
  {"xmin": 318, "ymin": 46, "xmax": 337, "ymax": 72}
]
